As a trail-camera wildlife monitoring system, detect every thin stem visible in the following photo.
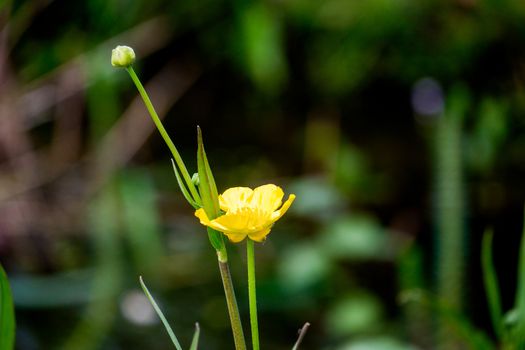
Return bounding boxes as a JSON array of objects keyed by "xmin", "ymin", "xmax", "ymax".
[
  {"xmin": 125, "ymin": 66, "xmax": 201, "ymax": 203},
  {"xmin": 218, "ymin": 258, "xmax": 247, "ymax": 350},
  {"xmin": 247, "ymin": 239, "xmax": 260, "ymax": 350},
  {"xmin": 292, "ymin": 323, "xmax": 311, "ymax": 350}
]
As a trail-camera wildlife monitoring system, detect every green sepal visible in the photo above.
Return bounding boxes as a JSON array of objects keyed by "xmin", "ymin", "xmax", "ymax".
[
  {"xmin": 0, "ymin": 264, "xmax": 15, "ymax": 350},
  {"xmin": 171, "ymin": 159, "xmax": 201, "ymax": 209},
  {"xmin": 190, "ymin": 323, "xmax": 200, "ymax": 350},
  {"xmin": 207, "ymin": 227, "xmax": 224, "ymax": 251},
  {"xmin": 196, "ymin": 126, "xmax": 221, "ymax": 218}
]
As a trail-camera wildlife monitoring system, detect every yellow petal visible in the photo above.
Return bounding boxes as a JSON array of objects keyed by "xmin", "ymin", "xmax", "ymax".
[
  {"xmin": 212, "ymin": 207, "xmax": 269, "ymax": 234},
  {"xmin": 224, "ymin": 231, "xmax": 248, "ymax": 243},
  {"xmin": 250, "ymin": 184, "xmax": 284, "ymax": 212},
  {"xmin": 195, "ymin": 185, "xmax": 296, "ymax": 245},
  {"xmin": 219, "ymin": 187, "xmax": 253, "ymax": 211},
  {"xmin": 195, "ymin": 208, "xmax": 229, "ymax": 233},
  {"xmin": 248, "ymin": 227, "xmax": 272, "ymax": 242},
  {"xmin": 270, "ymin": 194, "xmax": 295, "ymax": 223},
  {"xmin": 195, "ymin": 208, "xmax": 211, "ymax": 225}
]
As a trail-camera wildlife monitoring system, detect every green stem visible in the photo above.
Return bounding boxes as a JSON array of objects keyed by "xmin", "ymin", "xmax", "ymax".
[
  {"xmin": 218, "ymin": 258, "xmax": 247, "ymax": 350},
  {"xmin": 125, "ymin": 66, "xmax": 201, "ymax": 203},
  {"xmin": 247, "ymin": 239, "xmax": 260, "ymax": 350}
]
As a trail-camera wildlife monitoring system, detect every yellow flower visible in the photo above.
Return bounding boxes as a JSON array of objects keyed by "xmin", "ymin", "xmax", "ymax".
[{"xmin": 195, "ymin": 184, "xmax": 295, "ymax": 243}]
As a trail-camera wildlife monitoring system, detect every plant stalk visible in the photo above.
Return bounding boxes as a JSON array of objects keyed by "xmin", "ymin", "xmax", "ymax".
[
  {"xmin": 218, "ymin": 257, "xmax": 247, "ymax": 350},
  {"xmin": 125, "ymin": 64, "xmax": 245, "ymax": 350},
  {"xmin": 125, "ymin": 66, "xmax": 201, "ymax": 202},
  {"xmin": 247, "ymin": 239, "xmax": 260, "ymax": 350}
]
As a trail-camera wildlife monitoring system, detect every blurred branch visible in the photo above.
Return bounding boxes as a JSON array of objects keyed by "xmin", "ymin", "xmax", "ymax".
[
  {"xmin": 0, "ymin": 16, "xmax": 184, "ymax": 201},
  {"xmin": 50, "ymin": 65, "xmax": 85, "ymax": 167},
  {"xmin": 19, "ymin": 16, "xmax": 174, "ymax": 129},
  {"xmin": 0, "ymin": 61, "xmax": 199, "ymax": 203}
]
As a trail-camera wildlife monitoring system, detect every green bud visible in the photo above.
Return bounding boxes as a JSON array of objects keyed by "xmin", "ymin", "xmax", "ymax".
[
  {"xmin": 111, "ymin": 45, "xmax": 136, "ymax": 67},
  {"xmin": 191, "ymin": 173, "xmax": 200, "ymax": 187}
]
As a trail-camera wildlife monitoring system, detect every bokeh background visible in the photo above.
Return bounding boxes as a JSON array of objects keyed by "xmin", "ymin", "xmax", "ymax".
[{"xmin": 1, "ymin": 0, "xmax": 525, "ymax": 349}]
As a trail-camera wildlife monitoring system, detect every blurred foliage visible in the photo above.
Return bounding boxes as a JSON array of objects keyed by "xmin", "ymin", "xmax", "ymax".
[{"xmin": 1, "ymin": 0, "xmax": 525, "ymax": 349}]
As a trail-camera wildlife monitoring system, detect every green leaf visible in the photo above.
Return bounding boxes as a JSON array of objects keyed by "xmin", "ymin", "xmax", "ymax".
[
  {"xmin": 171, "ymin": 159, "xmax": 200, "ymax": 209},
  {"xmin": 196, "ymin": 126, "xmax": 220, "ymax": 218},
  {"xmin": 189, "ymin": 323, "xmax": 200, "ymax": 350},
  {"xmin": 139, "ymin": 276, "xmax": 182, "ymax": 350},
  {"xmin": 0, "ymin": 264, "xmax": 15, "ymax": 350},
  {"xmin": 481, "ymin": 229, "xmax": 503, "ymax": 339}
]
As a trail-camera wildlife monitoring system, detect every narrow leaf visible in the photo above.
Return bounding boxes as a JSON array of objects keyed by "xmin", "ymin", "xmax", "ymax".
[
  {"xmin": 171, "ymin": 159, "xmax": 200, "ymax": 209},
  {"xmin": 196, "ymin": 127, "xmax": 225, "ymax": 251},
  {"xmin": 197, "ymin": 126, "xmax": 220, "ymax": 218},
  {"xmin": 189, "ymin": 323, "xmax": 200, "ymax": 350},
  {"xmin": 139, "ymin": 276, "xmax": 183, "ymax": 350},
  {"xmin": 482, "ymin": 229, "xmax": 503, "ymax": 338},
  {"xmin": 0, "ymin": 264, "xmax": 15, "ymax": 350}
]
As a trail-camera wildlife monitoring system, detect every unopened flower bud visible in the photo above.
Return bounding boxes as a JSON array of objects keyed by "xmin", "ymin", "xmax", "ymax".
[
  {"xmin": 111, "ymin": 45, "xmax": 135, "ymax": 67},
  {"xmin": 191, "ymin": 173, "xmax": 200, "ymax": 187}
]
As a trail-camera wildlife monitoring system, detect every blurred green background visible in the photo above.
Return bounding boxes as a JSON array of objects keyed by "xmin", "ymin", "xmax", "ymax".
[{"xmin": 1, "ymin": 0, "xmax": 525, "ymax": 349}]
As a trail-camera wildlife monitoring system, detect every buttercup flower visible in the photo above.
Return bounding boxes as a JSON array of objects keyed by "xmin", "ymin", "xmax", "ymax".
[{"xmin": 195, "ymin": 184, "xmax": 295, "ymax": 243}]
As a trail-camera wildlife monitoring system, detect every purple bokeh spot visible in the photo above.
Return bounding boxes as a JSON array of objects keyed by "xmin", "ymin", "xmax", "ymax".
[{"xmin": 411, "ymin": 77, "xmax": 444, "ymax": 117}]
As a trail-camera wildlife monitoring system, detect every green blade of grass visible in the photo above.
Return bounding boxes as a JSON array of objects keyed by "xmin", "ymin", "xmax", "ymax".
[
  {"xmin": 189, "ymin": 323, "xmax": 200, "ymax": 350},
  {"xmin": 482, "ymin": 229, "xmax": 503, "ymax": 339},
  {"xmin": 0, "ymin": 264, "xmax": 15, "ymax": 350},
  {"xmin": 139, "ymin": 276, "xmax": 183, "ymax": 350}
]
